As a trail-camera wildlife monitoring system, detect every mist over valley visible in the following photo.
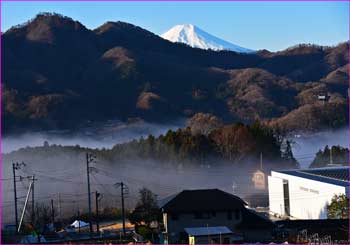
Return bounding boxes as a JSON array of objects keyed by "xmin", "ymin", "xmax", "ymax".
[{"xmin": 2, "ymin": 119, "xmax": 348, "ymax": 224}]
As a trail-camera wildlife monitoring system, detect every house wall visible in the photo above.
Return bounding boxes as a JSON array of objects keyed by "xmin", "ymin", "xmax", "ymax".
[
  {"xmin": 268, "ymin": 171, "xmax": 347, "ymax": 219},
  {"xmin": 268, "ymin": 176, "xmax": 285, "ymax": 215},
  {"xmin": 240, "ymin": 229, "xmax": 273, "ymax": 242},
  {"xmin": 163, "ymin": 210, "xmax": 242, "ymax": 243},
  {"xmin": 192, "ymin": 234, "xmax": 232, "ymax": 244}
]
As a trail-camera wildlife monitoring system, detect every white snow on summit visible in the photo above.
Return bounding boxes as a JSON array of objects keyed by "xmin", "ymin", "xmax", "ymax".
[{"xmin": 161, "ymin": 24, "xmax": 253, "ymax": 53}]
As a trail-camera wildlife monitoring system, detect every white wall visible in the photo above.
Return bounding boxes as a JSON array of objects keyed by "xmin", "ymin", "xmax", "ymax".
[
  {"xmin": 268, "ymin": 171, "xmax": 346, "ymax": 219},
  {"xmin": 268, "ymin": 176, "xmax": 285, "ymax": 215}
]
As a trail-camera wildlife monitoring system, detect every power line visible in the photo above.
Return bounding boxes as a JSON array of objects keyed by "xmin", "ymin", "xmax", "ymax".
[
  {"xmin": 90, "ymin": 174, "xmax": 118, "ymax": 198},
  {"xmin": 0, "ymin": 178, "xmax": 15, "ymax": 181}
]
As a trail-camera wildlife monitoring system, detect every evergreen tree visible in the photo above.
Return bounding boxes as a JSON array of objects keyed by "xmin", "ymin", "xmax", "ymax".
[
  {"xmin": 327, "ymin": 194, "xmax": 349, "ymax": 219},
  {"xmin": 129, "ymin": 188, "xmax": 161, "ymax": 226}
]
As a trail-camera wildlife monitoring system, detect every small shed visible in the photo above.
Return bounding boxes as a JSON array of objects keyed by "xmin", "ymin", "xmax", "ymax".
[
  {"xmin": 71, "ymin": 220, "xmax": 89, "ymax": 228},
  {"xmin": 318, "ymin": 94, "xmax": 330, "ymax": 102},
  {"xmin": 184, "ymin": 226, "xmax": 242, "ymax": 244}
]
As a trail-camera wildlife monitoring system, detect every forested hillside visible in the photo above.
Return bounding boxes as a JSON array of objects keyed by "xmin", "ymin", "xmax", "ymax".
[{"xmin": 3, "ymin": 13, "xmax": 349, "ymax": 134}]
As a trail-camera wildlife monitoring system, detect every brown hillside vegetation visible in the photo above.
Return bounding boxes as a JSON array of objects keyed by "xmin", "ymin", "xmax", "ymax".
[
  {"xmin": 269, "ymin": 101, "xmax": 347, "ymax": 132},
  {"xmin": 3, "ymin": 13, "xmax": 349, "ymax": 133}
]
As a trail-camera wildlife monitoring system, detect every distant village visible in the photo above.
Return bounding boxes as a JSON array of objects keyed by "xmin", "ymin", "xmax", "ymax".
[{"xmin": 2, "ymin": 155, "xmax": 349, "ymax": 244}]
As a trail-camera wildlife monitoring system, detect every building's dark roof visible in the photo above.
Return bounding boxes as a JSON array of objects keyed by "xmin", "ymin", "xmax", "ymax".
[
  {"xmin": 160, "ymin": 189, "xmax": 247, "ymax": 213},
  {"xmin": 299, "ymin": 167, "xmax": 349, "ymax": 181},
  {"xmin": 276, "ymin": 166, "xmax": 350, "ymax": 187},
  {"xmin": 236, "ymin": 209, "xmax": 276, "ymax": 230},
  {"xmin": 158, "ymin": 192, "xmax": 179, "ymax": 208}
]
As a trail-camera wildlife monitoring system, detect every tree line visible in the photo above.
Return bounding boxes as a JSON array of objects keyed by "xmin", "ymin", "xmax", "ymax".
[
  {"xmin": 4, "ymin": 121, "xmax": 299, "ymax": 170},
  {"xmin": 106, "ymin": 121, "xmax": 298, "ymax": 168},
  {"xmin": 310, "ymin": 145, "xmax": 349, "ymax": 168}
]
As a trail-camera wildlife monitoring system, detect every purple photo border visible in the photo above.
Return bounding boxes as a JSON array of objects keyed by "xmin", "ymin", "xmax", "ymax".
[
  {"xmin": 1, "ymin": 0, "xmax": 3, "ymax": 243},
  {"xmin": 0, "ymin": 0, "xmax": 349, "ymax": 244},
  {"xmin": 348, "ymin": 1, "xmax": 350, "ymax": 244},
  {"xmin": 1, "ymin": 0, "xmax": 350, "ymax": 1}
]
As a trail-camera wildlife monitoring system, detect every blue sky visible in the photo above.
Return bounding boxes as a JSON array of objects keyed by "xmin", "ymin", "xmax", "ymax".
[{"xmin": 2, "ymin": 1, "xmax": 349, "ymax": 51}]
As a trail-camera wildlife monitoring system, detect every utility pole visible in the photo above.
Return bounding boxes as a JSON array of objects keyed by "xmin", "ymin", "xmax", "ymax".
[
  {"xmin": 31, "ymin": 175, "xmax": 35, "ymax": 225},
  {"xmin": 330, "ymin": 147, "xmax": 333, "ymax": 165},
  {"xmin": 12, "ymin": 162, "xmax": 25, "ymax": 233},
  {"xmin": 115, "ymin": 182, "xmax": 127, "ymax": 237},
  {"xmin": 86, "ymin": 153, "xmax": 95, "ymax": 234},
  {"xmin": 78, "ymin": 210, "xmax": 81, "ymax": 233},
  {"xmin": 12, "ymin": 163, "xmax": 19, "ymax": 233},
  {"xmin": 58, "ymin": 192, "xmax": 62, "ymax": 220},
  {"xmin": 260, "ymin": 152, "xmax": 263, "ymax": 170},
  {"xmin": 51, "ymin": 199, "xmax": 55, "ymax": 224},
  {"xmin": 95, "ymin": 191, "xmax": 101, "ymax": 235},
  {"xmin": 121, "ymin": 182, "xmax": 126, "ymax": 237},
  {"xmin": 18, "ymin": 177, "xmax": 35, "ymax": 233}
]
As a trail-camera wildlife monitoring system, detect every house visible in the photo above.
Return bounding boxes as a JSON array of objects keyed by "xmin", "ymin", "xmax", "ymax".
[
  {"xmin": 268, "ymin": 166, "xmax": 349, "ymax": 219},
  {"xmin": 317, "ymin": 93, "xmax": 330, "ymax": 102},
  {"xmin": 159, "ymin": 188, "xmax": 275, "ymax": 244}
]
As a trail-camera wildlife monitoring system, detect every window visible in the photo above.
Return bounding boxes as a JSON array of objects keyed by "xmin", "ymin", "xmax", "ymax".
[
  {"xmin": 235, "ymin": 209, "xmax": 240, "ymax": 219},
  {"xmin": 283, "ymin": 180, "xmax": 290, "ymax": 216},
  {"xmin": 171, "ymin": 213, "xmax": 179, "ymax": 220},
  {"xmin": 194, "ymin": 212, "xmax": 203, "ymax": 219},
  {"xmin": 227, "ymin": 211, "xmax": 232, "ymax": 220},
  {"xmin": 203, "ymin": 212, "xmax": 210, "ymax": 219}
]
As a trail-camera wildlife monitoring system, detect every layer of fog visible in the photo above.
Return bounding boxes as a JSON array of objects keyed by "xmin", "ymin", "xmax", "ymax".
[
  {"xmin": 2, "ymin": 119, "xmax": 185, "ymax": 154},
  {"xmin": 2, "ymin": 119, "xmax": 188, "ymax": 225},
  {"xmin": 2, "ymin": 155, "xmax": 263, "ymax": 225},
  {"xmin": 2, "ymin": 123, "xmax": 348, "ymax": 225},
  {"xmin": 291, "ymin": 127, "xmax": 349, "ymax": 168}
]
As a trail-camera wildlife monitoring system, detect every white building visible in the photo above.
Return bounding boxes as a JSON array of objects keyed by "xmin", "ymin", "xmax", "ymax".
[{"xmin": 268, "ymin": 166, "xmax": 349, "ymax": 219}]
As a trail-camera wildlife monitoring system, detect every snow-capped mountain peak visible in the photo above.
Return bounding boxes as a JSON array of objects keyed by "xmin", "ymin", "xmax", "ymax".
[{"xmin": 161, "ymin": 24, "xmax": 253, "ymax": 53}]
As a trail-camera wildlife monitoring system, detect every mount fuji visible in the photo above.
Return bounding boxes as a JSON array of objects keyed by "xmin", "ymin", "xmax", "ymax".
[{"xmin": 161, "ymin": 24, "xmax": 254, "ymax": 53}]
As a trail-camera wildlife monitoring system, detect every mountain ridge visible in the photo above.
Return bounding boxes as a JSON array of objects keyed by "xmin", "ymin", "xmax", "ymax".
[{"xmin": 3, "ymin": 13, "xmax": 349, "ymax": 134}]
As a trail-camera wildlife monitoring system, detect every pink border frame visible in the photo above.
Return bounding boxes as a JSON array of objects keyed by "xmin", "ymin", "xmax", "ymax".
[{"xmin": 0, "ymin": 1, "xmax": 349, "ymax": 244}]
